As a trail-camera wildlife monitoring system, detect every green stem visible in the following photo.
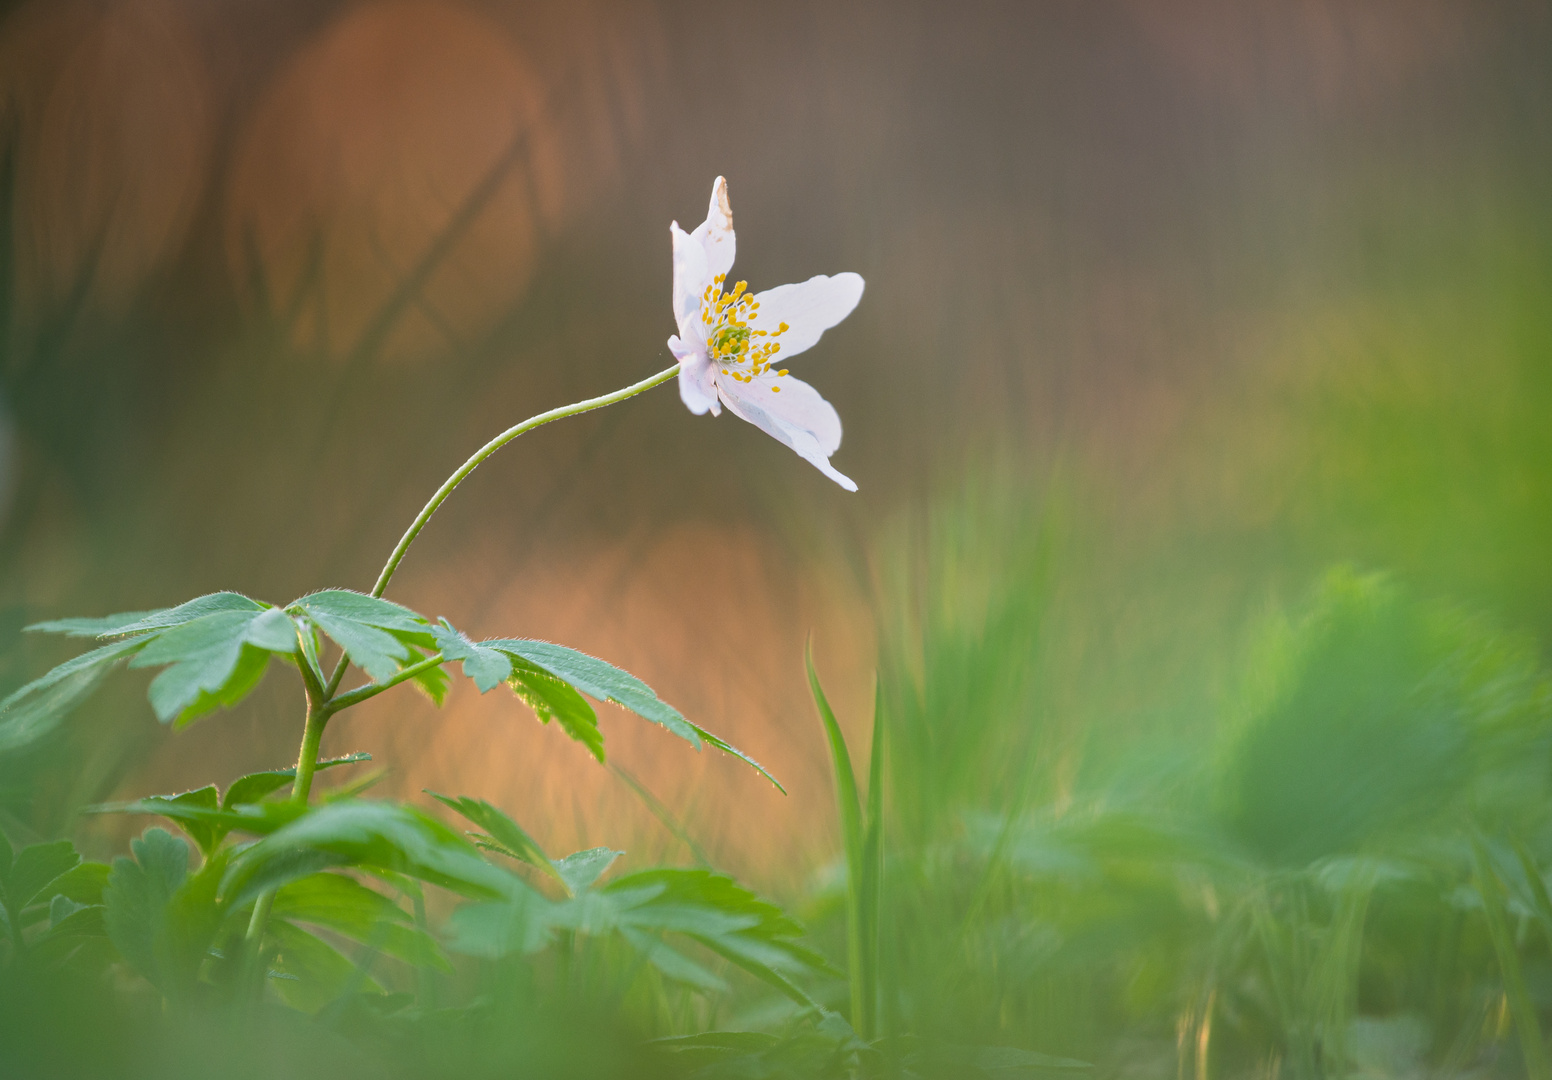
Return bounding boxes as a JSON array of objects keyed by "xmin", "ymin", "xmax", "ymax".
[
  {"xmin": 369, "ymin": 363, "xmax": 678, "ymax": 601},
  {"xmin": 291, "ymin": 708, "xmax": 329, "ymax": 804},
  {"xmin": 318, "ymin": 363, "xmax": 678, "ymax": 701},
  {"xmin": 326, "ymin": 653, "xmax": 446, "ymax": 714}
]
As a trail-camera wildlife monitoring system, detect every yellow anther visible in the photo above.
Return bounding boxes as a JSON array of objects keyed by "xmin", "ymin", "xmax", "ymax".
[{"xmin": 771, "ymin": 385, "xmax": 781, "ymax": 392}]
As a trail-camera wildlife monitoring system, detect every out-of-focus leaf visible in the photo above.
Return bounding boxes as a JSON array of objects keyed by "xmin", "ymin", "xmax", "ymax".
[
  {"xmin": 128, "ymin": 607, "xmax": 299, "ymax": 725},
  {"xmin": 223, "ymin": 800, "xmax": 519, "ymax": 907},
  {"xmin": 618, "ymin": 925, "xmax": 729, "ymax": 992},
  {"xmin": 268, "ymin": 917, "xmax": 377, "ymax": 1013},
  {"xmin": 595, "ymin": 868, "xmax": 833, "ymax": 1006},
  {"xmin": 0, "ymin": 638, "xmax": 147, "ymax": 753},
  {"xmin": 44, "ymin": 861, "xmax": 111, "ymax": 907},
  {"xmin": 653, "ymin": 1019, "xmax": 862, "ymax": 1077},
  {"xmin": 152, "ymin": 786, "xmax": 221, "ymax": 856},
  {"xmin": 508, "ymin": 657, "xmax": 604, "ymax": 762},
  {"xmin": 27, "ymin": 904, "xmax": 111, "ymax": 969},
  {"xmin": 102, "ymin": 828, "xmax": 189, "ymax": 985},
  {"xmin": 272, "ymin": 872, "xmax": 449, "ymax": 972},
  {"xmin": 554, "ymin": 847, "xmax": 622, "ymax": 896},
  {"xmin": 289, "ymin": 591, "xmax": 434, "ymax": 684},
  {"xmin": 224, "ymin": 753, "xmax": 373, "ymax": 809},
  {"xmin": 24, "ymin": 611, "xmax": 160, "ymax": 637},
  {"xmin": 2, "ymin": 839, "xmax": 80, "ymax": 912},
  {"xmin": 432, "ymin": 622, "xmax": 512, "ymax": 693},
  {"xmin": 425, "ymin": 791, "xmax": 559, "ymax": 882},
  {"xmin": 444, "ymin": 887, "xmax": 558, "ymax": 958}
]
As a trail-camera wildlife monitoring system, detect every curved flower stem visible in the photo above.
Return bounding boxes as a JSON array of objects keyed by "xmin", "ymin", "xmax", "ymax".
[
  {"xmin": 370, "ymin": 363, "xmax": 680, "ymax": 600},
  {"xmin": 318, "ymin": 363, "xmax": 678, "ymax": 701}
]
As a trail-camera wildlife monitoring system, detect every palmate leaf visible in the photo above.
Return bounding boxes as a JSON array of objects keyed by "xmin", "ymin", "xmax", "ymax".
[
  {"xmin": 0, "ymin": 638, "xmax": 147, "ymax": 753},
  {"xmin": 449, "ymin": 863, "xmax": 831, "ymax": 1005},
  {"xmin": 425, "ymin": 791, "xmax": 562, "ymax": 884},
  {"xmin": 434, "ymin": 622, "xmax": 604, "ymax": 760},
  {"xmin": 102, "ymin": 828, "xmax": 189, "ymax": 987},
  {"xmin": 6, "ymin": 592, "xmax": 306, "ymax": 750},
  {"xmin": 288, "ymin": 591, "xmax": 434, "ymax": 684},
  {"xmin": 128, "ymin": 606, "xmax": 299, "ymax": 725},
  {"xmin": 435, "ymin": 624, "xmax": 781, "ymax": 788},
  {"xmin": 271, "ymin": 871, "xmax": 449, "ymax": 972},
  {"xmin": 268, "ymin": 918, "xmax": 377, "ymax": 1013},
  {"xmin": 0, "ymin": 838, "xmax": 82, "ymax": 935},
  {"xmin": 222, "ymin": 800, "xmax": 522, "ymax": 908},
  {"xmin": 24, "ymin": 611, "xmax": 161, "ymax": 638}
]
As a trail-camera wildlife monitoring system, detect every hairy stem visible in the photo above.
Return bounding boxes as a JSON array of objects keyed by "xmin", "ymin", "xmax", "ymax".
[
  {"xmin": 326, "ymin": 653, "xmax": 446, "ymax": 714},
  {"xmin": 317, "ymin": 363, "xmax": 678, "ymax": 702},
  {"xmin": 291, "ymin": 707, "xmax": 329, "ymax": 804},
  {"xmin": 368, "ymin": 363, "xmax": 678, "ymax": 600}
]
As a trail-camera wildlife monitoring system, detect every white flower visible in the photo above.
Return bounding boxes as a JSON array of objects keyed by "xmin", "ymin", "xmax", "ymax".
[{"xmin": 668, "ymin": 177, "xmax": 864, "ymax": 491}]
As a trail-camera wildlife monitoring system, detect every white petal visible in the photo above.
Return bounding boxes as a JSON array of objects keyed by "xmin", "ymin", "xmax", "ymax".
[
  {"xmin": 671, "ymin": 336, "xmax": 719, "ymax": 416},
  {"xmin": 749, "ymin": 272, "xmax": 864, "ymax": 362},
  {"xmin": 689, "ymin": 176, "xmax": 736, "ymax": 284},
  {"xmin": 671, "ymin": 221, "xmax": 710, "ymax": 339},
  {"xmin": 717, "ymin": 373, "xmax": 856, "ymax": 490}
]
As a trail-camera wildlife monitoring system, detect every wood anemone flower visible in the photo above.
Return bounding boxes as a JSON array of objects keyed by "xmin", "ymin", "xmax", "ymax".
[{"xmin": 668, "ymin": 177, "xmax": 864, "ymax": 490}]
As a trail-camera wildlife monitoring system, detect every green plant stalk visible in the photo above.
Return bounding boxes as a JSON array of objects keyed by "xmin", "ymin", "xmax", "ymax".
[
  {"xmin": 320, "ymin": 363, "xmax": 679, "ymax": 701},
  {"xmin": 243, "ymin": 365, "xmax": 680, "ymax": 996},
  {"xmin": 1473, "ymin": 838, "xmax": 1552, "ymax": 1080}
]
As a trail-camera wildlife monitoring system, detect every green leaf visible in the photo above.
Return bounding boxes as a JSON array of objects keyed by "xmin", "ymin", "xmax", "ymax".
[
  {"xmin": 688, "ymin": 726, "xmax": 786, "ymax": 794},
  {"xmin": 0, "ymin": 637, "xmax": 147, "ymax": 753},
  {"xmin": 28, "ymin": 904, "xmax": 111, "ymax": 969},
  {"xmin": 296, "ymin": 618, "xmax": 326, "ymax": 688},
  {"xmin": 288, "ymin": 593, "xmax": 434, "ymax": 685},
  {"xmin": 43, "ymin": 860, "xmax": 111, "ymax": 907},
  {"xmin": 618, "ymin": 925, "xmax": 729, "ymax": 991},
  {"xmin": 105, "ymin": 592, "xmax": 266, "ymax": 638},
  {"xmin": 222, "ymin": 801, "xmax": 519, "ymax": 907},
  {"xmin": 425, "ymin": 791, "xmax": 559, "ymax": 881},
  {"xmin": 553, "ymin": 847, "xmax": 622, "ymax": 896},
  {"xmin": 102, "ymin": 828, "xmax": 190, "ymax": 985},
  {"xmin": 224, "ymin": 753, "xmax": 374, "ymax": 809},
  {"xmin": 271, "ymin": 872, "xmax": 449, "ymax": 972},
  {"xmin": 3, "ymin": 839, "xmax": 81, "ymax": 911},
  {"xmin": 268, "ymin": 918, "xmax": 376, "ymax": 1013},
  {"xmin": 486, "ymin": 639, "xmax": 699, "ymax": 743},
  {"xmin": 486, "ymin": 639, "xmax": 783, "ymax": 790},
  {"xmin": 597, "ymin": 868, "xmax": 833, "ymax": 1007},
  {"xmin": 289, "ymin": 590, "xmax": 432, "ymax": 637},
  {"xmin": 405, "ymin": 648, "xmax": 450, "ymax": 706},
  {"xmin": 24, "ymin": 611, "xmax": 161, "ymax": 637},
  {"xmin": 508, "ymin": 657, "xmax": 604, "ymax": 762},
  {"xmin": 127, "ymin": 608, "xmax": 299, "ymax": 725},
  {"xmin": 432, "ymin": 622, "xmax": 512, "ymax": 693},
  {"xmin": 444, "ymin": 887, "xmax": 558, "ymax": 958},
  {"xmin": 92, "ymin": 798, "xmax": 304, "ymax": 861}
]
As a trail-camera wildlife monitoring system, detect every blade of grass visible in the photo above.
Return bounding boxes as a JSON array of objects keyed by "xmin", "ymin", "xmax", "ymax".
[
  {"xmin": 1472, "ymin": 836, "xmax": 1551, "ymax": 1080},
  {"xmin": 806, "ymin": 640, "xmax": 868, "ymax": 1038}
]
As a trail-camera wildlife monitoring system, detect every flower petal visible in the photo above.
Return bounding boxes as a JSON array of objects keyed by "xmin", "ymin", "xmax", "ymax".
[
  {"xmin": 671, "ymin": 336, "xmax": 720, "ymax": 416},
  {"xmin": 690, "ymin": 176, "xmax": 736, "ymax": 284},
  {"xmin": 749, "ymin": 272, "xmax": 864, "ymax": 361},
  {"xmin": 717, "ymin": 373, "xmax": 856, "ymax": 490},
  {"xmin": 671, "ymin": 220, "xmax": 710, "ymax": 339}
]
